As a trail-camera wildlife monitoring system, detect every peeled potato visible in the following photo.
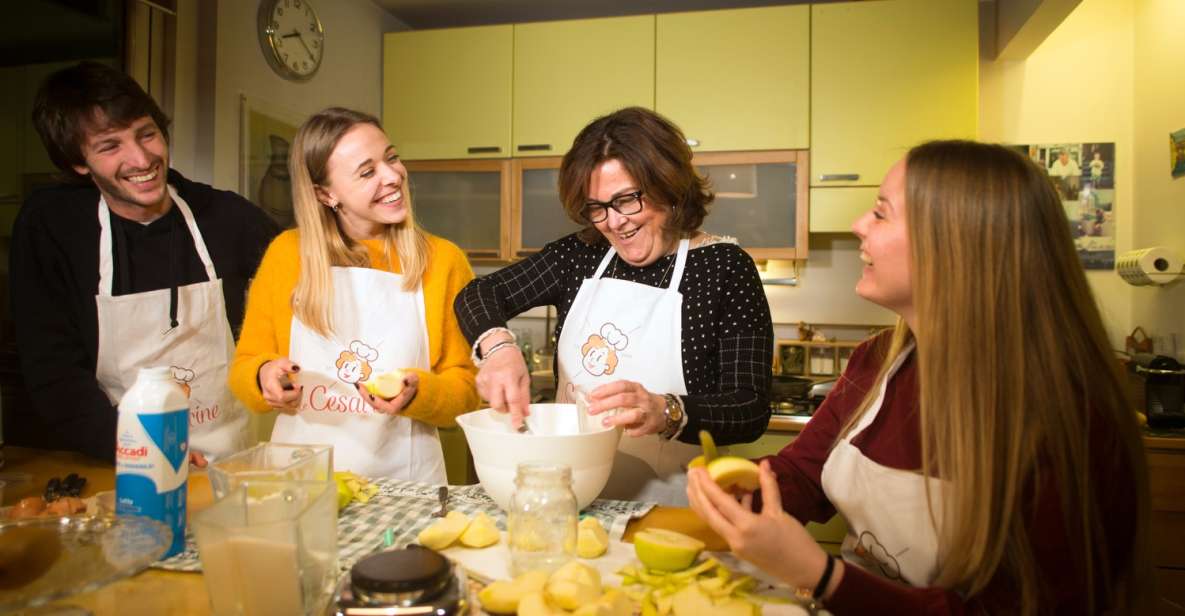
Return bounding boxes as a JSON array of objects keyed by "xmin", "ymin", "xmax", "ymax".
[
  {"xmin": 577, "ymin": 516, "xmax": 609, "ymax": 558},
  {"xmin": 417, "ymin": 510, "xmax": 470, "ymax": 550},
  {"xmin": 458, "ymin": 511, "xmax": 500, "ymax": 548},
  {"xmin": 365, "ymin": 369, "xmax": 407, "ymax": 399}
]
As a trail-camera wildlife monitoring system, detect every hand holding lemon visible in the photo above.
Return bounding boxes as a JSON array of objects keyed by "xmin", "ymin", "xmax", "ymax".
[{"xmin": 356, "ymin": 369, "xmax": 418, "ymax": 415}]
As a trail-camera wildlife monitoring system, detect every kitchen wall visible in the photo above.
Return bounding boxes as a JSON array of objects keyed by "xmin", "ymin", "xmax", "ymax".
[
  {"xmin": 1131, "ymin": 0, "xmax": 1185, "ymax": 359},
  {"xmin": 979, "ymin": 0, "xmax": 1138, "ymax": 351},
  {"xmin": 170, "ymin": 0, "xmax": 407, "ymax": 188}
]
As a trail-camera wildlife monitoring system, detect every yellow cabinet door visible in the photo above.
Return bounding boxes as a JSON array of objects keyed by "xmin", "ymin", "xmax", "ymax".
[
  {"xmin": 383, "ymin": 26, "xmax": 512, "ymax": 160},
  {"xmin": 809, "ymin": 186, "xmax": 878, "ymax": 233},
  {"xmin": 811, "ymin": 0, "xmax": 978, "ymax": 187},
  {"xmin": 656, "ymin": 5, "xmax": 809, "ymax": 152},
  {"xmin": 513, "ymin": 16, "xmax": 655, "ymax": 157}
]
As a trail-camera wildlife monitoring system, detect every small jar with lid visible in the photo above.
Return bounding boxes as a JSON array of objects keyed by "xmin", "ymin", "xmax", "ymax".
[
  {"xmin": 508, "ymin": 462, "xmax": 577, "ymax": 576},
  {"xmin": 331, "ymin": 545, "xmax": 467, "ymax": 615}
]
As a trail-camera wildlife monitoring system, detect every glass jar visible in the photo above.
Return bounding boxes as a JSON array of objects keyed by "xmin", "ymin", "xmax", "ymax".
[{"xmin": 508, "ymin": 463, "xmax": 577, "ymax": 576}]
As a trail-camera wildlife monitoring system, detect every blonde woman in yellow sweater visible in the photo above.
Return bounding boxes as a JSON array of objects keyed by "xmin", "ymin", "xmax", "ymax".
[{"xmin": 230, "ymin": 107, "xmax": 479, "ymax": 481}]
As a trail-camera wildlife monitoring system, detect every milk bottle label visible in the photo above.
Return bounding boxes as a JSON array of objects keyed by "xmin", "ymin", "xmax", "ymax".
[{"xmin": 116, "ymin": 407, "xmax": 189, "ymax": 557}]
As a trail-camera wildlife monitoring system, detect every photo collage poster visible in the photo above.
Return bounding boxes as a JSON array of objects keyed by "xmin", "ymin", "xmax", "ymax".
[{"xmin": 1011, "ymin": 142, "xmax": 1116, "ymax": 269}]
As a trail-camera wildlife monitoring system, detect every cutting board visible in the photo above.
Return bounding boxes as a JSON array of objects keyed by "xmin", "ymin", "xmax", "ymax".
[{"xmin": 441, "ymin": 533, "xmax": 807, "ymax": 615}]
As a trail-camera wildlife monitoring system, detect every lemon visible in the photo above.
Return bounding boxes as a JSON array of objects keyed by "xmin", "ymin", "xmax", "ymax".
[
  {"xmin": 632, "ymin": 528, "xmax": 705, "ymax": 571},
  {"xmin": 706, "ymin": 456, "xmax": 761, "ymax": 493},
  {"xmin": 365, "ymin": 369, "xmax": 407, "ymax": 399}
]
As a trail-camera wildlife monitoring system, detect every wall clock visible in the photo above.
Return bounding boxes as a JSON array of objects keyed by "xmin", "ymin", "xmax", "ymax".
[{"xmin": 257, "ymin": 0, "xmax": 324, "ymax": 81}]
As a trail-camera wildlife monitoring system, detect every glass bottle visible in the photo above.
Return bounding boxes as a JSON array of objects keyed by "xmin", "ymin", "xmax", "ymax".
[{"xmin": 507, "ymin": 463, "xmax": 577, "ymax": 576}]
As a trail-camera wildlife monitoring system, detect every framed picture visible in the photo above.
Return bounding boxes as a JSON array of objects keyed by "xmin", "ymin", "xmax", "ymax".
[
  {"xmin": 1011, "ymin": 141, "xmax": 1116, "ymax": 269},
  {"xmin": 1172, "ymin": 128, "xmax": 1185, "ymax": 179},
  {"xmin": 239, "ymin": 95, "xmax": 304, "ymax": 228}
]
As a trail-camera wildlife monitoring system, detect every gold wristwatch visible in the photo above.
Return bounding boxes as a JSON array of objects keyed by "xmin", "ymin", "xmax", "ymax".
[{"xmin": 660, "ymin": 394, "xmax": 684, "ymax": 440}]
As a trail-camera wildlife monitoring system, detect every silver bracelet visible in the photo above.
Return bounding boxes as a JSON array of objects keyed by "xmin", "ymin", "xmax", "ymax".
[{"xmin": 476, "ymin": 339, "xmax": 517, "ymax": 367}]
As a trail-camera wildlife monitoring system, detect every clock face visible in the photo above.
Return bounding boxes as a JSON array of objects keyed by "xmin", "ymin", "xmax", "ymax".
[{"xmin": 260, "ymin": 0, "xmax": 324, "ymax": 80}]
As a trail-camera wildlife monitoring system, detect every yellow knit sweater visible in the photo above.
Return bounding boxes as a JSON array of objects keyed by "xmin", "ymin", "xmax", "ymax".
[{"xmin": 229, "ymin": 229, "xmax": 480, "ymax": 427}]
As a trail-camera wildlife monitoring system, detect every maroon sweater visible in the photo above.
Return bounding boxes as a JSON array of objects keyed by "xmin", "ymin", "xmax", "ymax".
[{"xmin": 761, "ymin": 335, "xmax": 1137, "ymax": 614}]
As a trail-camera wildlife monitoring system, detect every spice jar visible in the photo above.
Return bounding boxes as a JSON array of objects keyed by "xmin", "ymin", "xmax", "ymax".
[{"xmin": 508, "ymin": 462, "xmax": 577, "ymax": 576}]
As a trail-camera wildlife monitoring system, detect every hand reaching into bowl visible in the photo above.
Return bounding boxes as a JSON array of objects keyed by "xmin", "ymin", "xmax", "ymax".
[{"xmin": 474, "ymin": 332, "xmax": 531, "ymax": 429}]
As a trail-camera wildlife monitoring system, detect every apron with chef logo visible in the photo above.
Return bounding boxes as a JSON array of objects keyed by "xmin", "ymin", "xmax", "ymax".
[
  {"xmin": 820, "ymin": 343, "xmax": 946, "ymax": 587},
  {"xmin": 556, "ymin": 238, "xmax": 701, "ymax": 505},
  {"xmin": 273, "ymin": 264, "xmax": 444, "ymax": 482},
  {"xmin": 95, "ymin": 186, "xmax": 249, "ymax": 460}
]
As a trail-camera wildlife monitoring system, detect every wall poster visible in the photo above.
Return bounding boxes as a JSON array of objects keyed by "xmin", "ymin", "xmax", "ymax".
[{"xmin": 1012, "ymin": 142, "xmax": 1116, "ymax": 270}]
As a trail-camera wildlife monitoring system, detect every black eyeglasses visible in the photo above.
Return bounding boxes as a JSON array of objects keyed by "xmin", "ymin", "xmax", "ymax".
[{"xmin": 580, "ymin": 191, "xmax": 644, "ymax": 223}]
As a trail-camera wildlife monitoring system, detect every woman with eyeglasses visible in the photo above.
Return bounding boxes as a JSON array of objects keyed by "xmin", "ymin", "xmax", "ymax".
[{"xmin": 454, "ymin": 107, "xmax": 773, "ymax": 505}]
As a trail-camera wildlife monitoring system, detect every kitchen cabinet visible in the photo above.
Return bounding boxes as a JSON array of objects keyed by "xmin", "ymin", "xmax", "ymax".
[
  {"xmin": 695, "ymin": 150, "xmax": 809, "ymax": 260},
  {"xmin": 1147, "ymin": 440, "xmax": 1185, "ymax": 609},
  {"xmin": 513, "ymin": 157, "xmax": 585, "ymax": 256},
  {"xmin": 382, "ymin": 26, "xmax": 512, "ymax": 160},
  {"xmin": 512, "ymin": 16, "xmax": 655, "ymax": 157},
  {"xmin": 809, "ymin": 0, "xmax": 977, "ymax": 230},
  {"xmin": 656, "ymin": 5, "xmax": 809, "ymax": 153},
  {"xmin": 510, "ymin": 151, "xmax": 809, "ymax": 260},
  {"xmin": 405, "ymin": 159, "xmax": 513, "ymax": 262}
]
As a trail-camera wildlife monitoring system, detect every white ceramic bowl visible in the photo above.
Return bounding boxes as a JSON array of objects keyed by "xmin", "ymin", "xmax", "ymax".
[{"xmin": 456, "ymin": 404, "xmax": 620, "ymax": 511}]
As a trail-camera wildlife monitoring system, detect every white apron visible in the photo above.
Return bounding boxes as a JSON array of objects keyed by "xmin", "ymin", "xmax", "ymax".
[
  {"xmin": 556, "ymin": 239, "xmax": 701, "ymax": 505},
  {"xmin": 95, "ymin": 187, "xmax": 249, "ymax": 460},
  {"xmin": 820, "ymin": 344, "xmax": 946, "ymax": 587},
  {"xmin": 272, "ymin": 265, "xmax": 444, "ymax": 482}
]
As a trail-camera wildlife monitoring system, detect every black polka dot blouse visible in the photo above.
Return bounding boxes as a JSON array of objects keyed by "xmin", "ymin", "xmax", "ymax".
[{"xmin": 454, "ymin": 233, "xmax": 773, "ymax": 446}]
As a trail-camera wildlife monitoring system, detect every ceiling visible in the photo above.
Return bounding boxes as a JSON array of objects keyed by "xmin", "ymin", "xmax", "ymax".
[{"xmin": 375, "ymin": 0, "xmax": 844, "ymax": 30}]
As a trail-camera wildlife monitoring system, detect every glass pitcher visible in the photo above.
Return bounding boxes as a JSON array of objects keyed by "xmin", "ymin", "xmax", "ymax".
[{"xmin": 192, "ymin": 479, "xmax": 338, "ymax": 616}]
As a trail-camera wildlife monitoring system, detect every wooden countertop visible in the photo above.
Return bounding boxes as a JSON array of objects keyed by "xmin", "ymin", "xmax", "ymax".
[{"xmin": 0, "ymin": 447, "xmax": 722, "ymax": 615}]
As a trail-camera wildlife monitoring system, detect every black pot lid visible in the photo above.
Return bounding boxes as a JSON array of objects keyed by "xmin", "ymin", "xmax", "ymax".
[{"xmin": 350, "ymin": 546, "xmax": 452, "ymax": 594}]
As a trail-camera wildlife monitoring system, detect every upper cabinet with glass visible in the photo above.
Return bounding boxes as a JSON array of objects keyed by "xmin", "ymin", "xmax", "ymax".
[
  {"xmin": 512, "ymin": 16, "xmax": 655, "ymax": 157},
  {"xmin": 656, "ymin": 6, "xmax": 810, "ymax": 153},
  {"xmin": 406, "ymin": 160, "xmax": 512, "ymax": 261},
  {"xmin": 696, "ymin": 151, "xmax": 809, "ymax": 260}
]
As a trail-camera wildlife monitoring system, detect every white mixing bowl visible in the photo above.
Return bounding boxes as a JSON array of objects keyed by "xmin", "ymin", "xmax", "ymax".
[{"xmin": 456, "ymin": 404, "xmax": 621, "ymax": 511}]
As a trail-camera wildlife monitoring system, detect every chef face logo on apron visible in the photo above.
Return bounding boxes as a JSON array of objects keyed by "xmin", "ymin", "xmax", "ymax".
[
  {"xmin": 581, "ymin": 323, "xmax": 629, "ymax": 377},
  {"xmin": 853, "ymin": 530, "xmax": 907, "ymax": 581},
  {"xmin": 335, "ymin": 340, "xmax": 379, "ymax": 385},
  {"xmin": 170, "ymin": 365, "xmax": 221, "ymax": 427}
]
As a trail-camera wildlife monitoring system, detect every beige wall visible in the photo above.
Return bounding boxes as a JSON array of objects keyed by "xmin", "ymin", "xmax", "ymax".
[
  {"xmin": 979, "ymin": 0, "xmax": 1137, "ymax": 350},
  {"xmin": 171, "ymin": 0, "xmax": 407, "ymax": 189},
  {"xmin": 1131, "ymin": 0, "xmax": 1185, "ymax": 359}
]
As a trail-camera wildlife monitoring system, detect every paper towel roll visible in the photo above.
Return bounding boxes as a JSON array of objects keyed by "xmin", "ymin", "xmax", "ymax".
[{"xmin": 1116, "ymin": 247, "xmax": 1184, "ymax": 286}]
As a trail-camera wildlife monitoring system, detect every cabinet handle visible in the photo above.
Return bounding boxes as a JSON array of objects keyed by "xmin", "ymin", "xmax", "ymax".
[
  {"xmin": 516, "ymin": 249, "xmax": 538, "ymax": 257},
  {"xmin": 467, "ymin": 250, "xmax": 500, "ymax": 258},
  {"xmin": 517, "ymin": 144, "xmax": 552, "ymax": 152},
  {"xmin": 819, "ymin": 173, "xmax": 860, "ymax": 182},
  {"xmin": 467, "ymin": 146, "xmax": 501, "ymax": 154}
]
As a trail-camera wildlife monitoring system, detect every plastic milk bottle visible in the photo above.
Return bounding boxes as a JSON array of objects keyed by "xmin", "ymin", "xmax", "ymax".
[{"xmin": 115, "ymin": 366, "xmax": 190, "ymax": 557}]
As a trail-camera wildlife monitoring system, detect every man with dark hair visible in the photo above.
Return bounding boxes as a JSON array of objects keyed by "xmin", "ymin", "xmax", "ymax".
[{"xmin": 8, "ymin": 61, "xmax": 280, "ymax": 461}]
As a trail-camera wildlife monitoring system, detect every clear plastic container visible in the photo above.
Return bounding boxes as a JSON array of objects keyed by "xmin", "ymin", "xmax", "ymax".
[
  {"xmin": 507, "ymin": 462, "xmax": 577, "ymax": 576},
  {"xmin": 207, "ymin": 442, "xmax": 333, "ymax": 500},
  {"xmin": 192, "ymin": 478, "xmax": 338, "ymax": 616}
]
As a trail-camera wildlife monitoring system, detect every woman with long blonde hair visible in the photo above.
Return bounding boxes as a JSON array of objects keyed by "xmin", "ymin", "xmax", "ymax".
[
  {"xmin": 230, "ymin": 107, "xmax": 479, "ymax": 481},
  {"xmin": 687, "ymin": 140, "xmax": 1151, "ymax": 613}
]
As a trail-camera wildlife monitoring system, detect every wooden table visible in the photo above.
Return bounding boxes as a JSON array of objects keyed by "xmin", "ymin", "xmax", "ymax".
[{"xmin": 1, "ymin": 447, "xmax": 723, "ymax": 615}]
